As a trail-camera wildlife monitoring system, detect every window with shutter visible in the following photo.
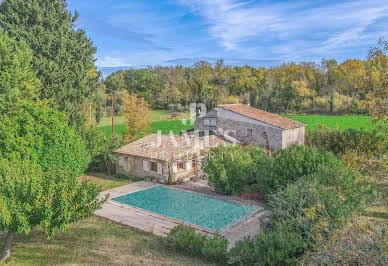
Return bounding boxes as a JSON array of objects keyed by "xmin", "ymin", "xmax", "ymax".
[
  {"xmin": 143, "ymin": 160, "xmax": 149, "ymax": 171},
  {"xmin": 186, "ymin": 161, "xmax": 192, "ymax": 170},
  {"xmin": 157, "ymin": 163, "xmax": 163, "ymax": 174},
  {"xmin": 172, "ymin": 163, "xmax": 178, "ymax": 173}
]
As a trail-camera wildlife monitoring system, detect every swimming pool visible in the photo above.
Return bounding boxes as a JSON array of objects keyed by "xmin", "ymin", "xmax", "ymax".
[{"xmin": 112, "ymin": 186, "xmax": 259, "ymax": 231}]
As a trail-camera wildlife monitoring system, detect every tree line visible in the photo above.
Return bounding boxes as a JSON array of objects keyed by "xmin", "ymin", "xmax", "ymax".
[{"xmin": 103, "ymin": 45, "xmax": 387, "ymax": 118}]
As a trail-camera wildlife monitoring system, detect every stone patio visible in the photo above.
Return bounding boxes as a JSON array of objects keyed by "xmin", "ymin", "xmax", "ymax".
[{"xmin": 95, "ymin": 181, "xmax": 271, "ymax": 247}]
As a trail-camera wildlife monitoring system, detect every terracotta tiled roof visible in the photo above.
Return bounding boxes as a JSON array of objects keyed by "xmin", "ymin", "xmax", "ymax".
[
  {"xmin": 115, "ymin": 134, "xmax": 229, "ymax": 161},
  {"xmin": 218, "ymin": 104, "xmax": 306, "ymax": 130}
]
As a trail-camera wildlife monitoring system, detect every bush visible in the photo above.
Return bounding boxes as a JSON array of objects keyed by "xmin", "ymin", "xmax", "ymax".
[
  {"xmin": 306, "ymin": 126, "xmax": 386, "ymax": 156},
  {"xmin": 300, "ymin": 218, "xmax": 388, "ymax": 265},
  {"xmin": 258, "ymin": 145, "xmax": 342, "ymax": 194},
  {"xmin": 82, "ymin": 127, "xmax": 122, "ymax": 174},
  {"xmin": 228, "ymin": 223, "xmax": 304, "ymax": 266},
  {"xmin": 203, "ymin": 145, "xmax": 268, "ymax": 195},
  {"xmin": 227, "ymin": 159, "xmax": 376, "ymax": 265},
  {"xmin": 168, "ymin": 224, "xmax": 228, "ymax": 263},
  {"xmin": 0, "ymin": 100, "xmax": 90, "ymax": 177}
]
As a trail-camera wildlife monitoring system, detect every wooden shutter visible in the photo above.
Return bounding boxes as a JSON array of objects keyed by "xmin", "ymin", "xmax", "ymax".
[
  {"xmin": 185, "ymin": 161, "xmax": 192, "ymax": 171},
  {"xmin": 172, "ymin": 163, "xmax": 178, "ymax": 173},
  {"xmin": 143, "ymin": 160, "xmax": 149, "ymax": 171},
  {"xmin": 157, "ymin": 163, "xmax": 163, "ymax": 174}
]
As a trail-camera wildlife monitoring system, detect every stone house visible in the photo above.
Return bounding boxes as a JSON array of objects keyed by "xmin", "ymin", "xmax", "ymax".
[
  {"xmin": 115, "ymin": 134, "xmax": 229, "ymax": 182},
  {"xmin": 195, "ymin": 104, "xmax": 306, "ymax": 150}
]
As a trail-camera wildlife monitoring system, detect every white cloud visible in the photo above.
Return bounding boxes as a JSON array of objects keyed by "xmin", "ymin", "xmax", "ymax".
[
  {"xmin": 179, "ymin": 0, "xmax": 388, "ymax": 59},
  {"xmin": 96, "ymin": 56, "xmax": 131, "ymax": 67}
]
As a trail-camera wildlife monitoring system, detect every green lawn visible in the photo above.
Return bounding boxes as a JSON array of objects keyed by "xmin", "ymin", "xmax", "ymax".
[
  {"xmin": 0, "ymin": 217, "xmax": 211, "ymax": 266},
  {"xmin": 79, "ymin": 173, "xmax": 142, "ymax": 191},
  {"xmin": 284, "ymin": 115, "xmax": 374, "ymax": 131},
  {"xmin": 98, "ymin": 119, "xmax": 195, "ymax": 138},
  {"xmin": 97, "ymin": 110, "xmax": 190, "ymax": 127},
  {"xmin": 98, "ymin": 113, "xmax": 375, "ymax": 138}
]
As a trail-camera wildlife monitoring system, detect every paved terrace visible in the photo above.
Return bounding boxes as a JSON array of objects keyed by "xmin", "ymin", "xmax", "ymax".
[{"xmin": 95, "ymin": 181, "xmax": 271, "ymax": 247}]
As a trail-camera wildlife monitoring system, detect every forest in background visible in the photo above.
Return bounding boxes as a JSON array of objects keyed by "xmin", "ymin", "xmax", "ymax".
[{"xmin": 101, "ymin": 42, "xmax": 387, "ymax": 119}]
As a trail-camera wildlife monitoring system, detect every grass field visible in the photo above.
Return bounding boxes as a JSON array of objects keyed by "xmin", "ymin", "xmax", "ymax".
[
  {"xmin": 98, "ymin": 119, "xmax": 195, "ymax": 138},
  {"xmin": 97, "ymin": 112, "xmax": 375, "ymax": 138},
  {"xmin": 79, "ymin": 173, "xmax": 140, "ymax": 191},
  {"xmin": 284, "ymin": 115, "xmax": 374, "ymax": 131},
  {"xmin": 98, "ymin": 110, "xmax": 190, "ymax": 126},
  {"xmin": 0, "ymin": 217, "xmax": 210, "ymax": 266}
]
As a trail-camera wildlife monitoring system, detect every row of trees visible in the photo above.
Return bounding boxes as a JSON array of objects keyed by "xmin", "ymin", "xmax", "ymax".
[{"xmin": 103, "ymin": 41, "xmax": 387, "ymax": 118}]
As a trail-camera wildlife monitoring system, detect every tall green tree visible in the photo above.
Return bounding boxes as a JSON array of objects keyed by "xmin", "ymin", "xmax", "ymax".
[
  {"xmin": 0, "ymin": 0, "xmax": 100, "ymax": 129},
  {"xmin": 0, "ymin": 101, "xmax": 106, "ymax": 261},
  {"xmin": 0, "ymin": 30, "xmax": 40, "ymax": 103}
]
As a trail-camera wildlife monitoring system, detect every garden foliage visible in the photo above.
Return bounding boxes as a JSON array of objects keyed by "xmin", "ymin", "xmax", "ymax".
[
  {"xmin": 203, "ymin": 144, "xmax": 378, "ymax": 265},
  {"xmin": 203, "ymin": 145, "xmax": 268, "ymax": 195},
  {"xmin": 306, "ymin": 126, "xmax": 386, "ymax": 156},
  {"xmin": 83, "ymin": 127, "xmax": 122, "ymax": 174},
  {"xmin": 168, "ymin": 224, "xmax": 228, "ymax": 263},
  {"xmin": 0, "ymin": 0, "xmax": 100, "ymax": 129},
  {"xmin": 0, "ymin": 101, "xmax": 90, "ymax": 176},
  {"xmin": 0, "ymin": 101, "xmax": 106, "ymax": 260}
]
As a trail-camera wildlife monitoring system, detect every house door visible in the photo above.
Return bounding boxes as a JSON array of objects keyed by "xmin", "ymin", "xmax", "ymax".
[{"xmin": 192, "ymin": 160, "xmax": 197, "ymax": 175}]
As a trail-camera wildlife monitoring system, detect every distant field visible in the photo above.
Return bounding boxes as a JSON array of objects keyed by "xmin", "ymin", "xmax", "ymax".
[
  {"xmin": 97, "ymin": 110, "xmax": 190, "ymax": 127},
  {"xmin": 284, "ymin": 115, "xmax": 374, "ymax": 131},
  {"xmin": 97, "ymin": 112, "xmax": 376, "ymax": 138},
  {"xmin": 98, "ymin": 119, "xmax": 195, "ymax": 137}
]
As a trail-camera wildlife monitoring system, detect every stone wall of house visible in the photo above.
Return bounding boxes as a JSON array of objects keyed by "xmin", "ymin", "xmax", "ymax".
[
  {"xmin": 116, "ymin": 155, "xmax": 168, "ymax": 180},
  {"xmin": 281, "ymin": 127, "xmax": 305, "ymax": 148},
  {"xmin": 194, "ymin": 110, "xmax": 218, "ymax": 132},
  {"xmin": 217, "ymin": 118, "xmax": 284, "ymax": 150},
  {"xmin": 116, "ymin": 154, "xmax": 196, "ymax": 183}
]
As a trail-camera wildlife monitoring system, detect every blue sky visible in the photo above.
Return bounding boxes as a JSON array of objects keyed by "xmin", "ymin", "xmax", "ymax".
[{"xmin": 67, "ymin": 0, "xmax": 388, "ymax": 69}]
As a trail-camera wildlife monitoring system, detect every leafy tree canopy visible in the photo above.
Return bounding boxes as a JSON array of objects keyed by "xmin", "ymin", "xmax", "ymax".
[
  {"xmin": 0, "ymin": 0, "xmax": 100, "ymax": 129},
  {"xmin": 0, "ymin": 100, "xmax": 90, "ymax": 176},
  {"xmin": 0, "ymin": 30, "xmax": 40, "ymax": 103}
]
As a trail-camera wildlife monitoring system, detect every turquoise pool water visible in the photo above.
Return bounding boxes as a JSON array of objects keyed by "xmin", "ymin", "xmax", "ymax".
[{"xmin": 112, "ymin": 186, "xmax": 258, "ymax": 231}]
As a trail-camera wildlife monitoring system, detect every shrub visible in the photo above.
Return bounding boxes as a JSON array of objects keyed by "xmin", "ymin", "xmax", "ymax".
[
  {"xmin": 203, "ymin": 145, "xmax": 268, "ymax": 195},
  {"xmin": 226, "ymin": 238, "xmax": 256, "ymax": 265},
  {"xmin": 306, "ymin": 126, "xmax": 386, "ymax": 156},
  {"xmin": 266, "ymin": 164, "xmax": 376, "ymax": 260},
  {"xmin": 300, "ymin": 218, "xmax": 388, "ymax": 265},
  {"xmin": 228, "ymin": 223, "xmax": 304, "ymax": 266},
  {"xmin": 168, "ymin": 224, "xmax": 228, "ymax": 263},
  {"xmin": 258, "ymin": 145, "xmax": 342, "ymax": 194},
  {"xmin": 0, "ymin": 100, "xmax": 90, "ymax": 177},
  {"xmin": 229, "ymin": 163, "xmax": 377, "ymax": 265},
  {"xmin": 83, "ymin": 127, "xmax": 122, "ymax": 174}
]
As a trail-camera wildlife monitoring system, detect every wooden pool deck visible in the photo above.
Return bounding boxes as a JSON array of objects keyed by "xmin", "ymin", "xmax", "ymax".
[{"xmin": 95, "ymin": 181, "xmax": 271, "ymax": 247}]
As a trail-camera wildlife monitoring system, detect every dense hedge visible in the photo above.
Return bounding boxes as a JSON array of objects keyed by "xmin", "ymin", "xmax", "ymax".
[
  {"xmin": 0, "ymin": 101, "xmax": 90, "ymax": 177},
  {"xmin": 203, "ymin": 145, "xmax": 268, "ymax": 195},
  {"xmin": 168, "ymin": 225, "xmax": 228, "ymax": 263},
  {"xmin": 306, "ymin": 126, "xmax": 386, "ymax": 156},
  {"xmin": 258, "ymin": 145, "xmax": 343, "ymax": 194},
  {"xmin": 82, "ymin": 127, "xmax": 122, "ymax": 174}
]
